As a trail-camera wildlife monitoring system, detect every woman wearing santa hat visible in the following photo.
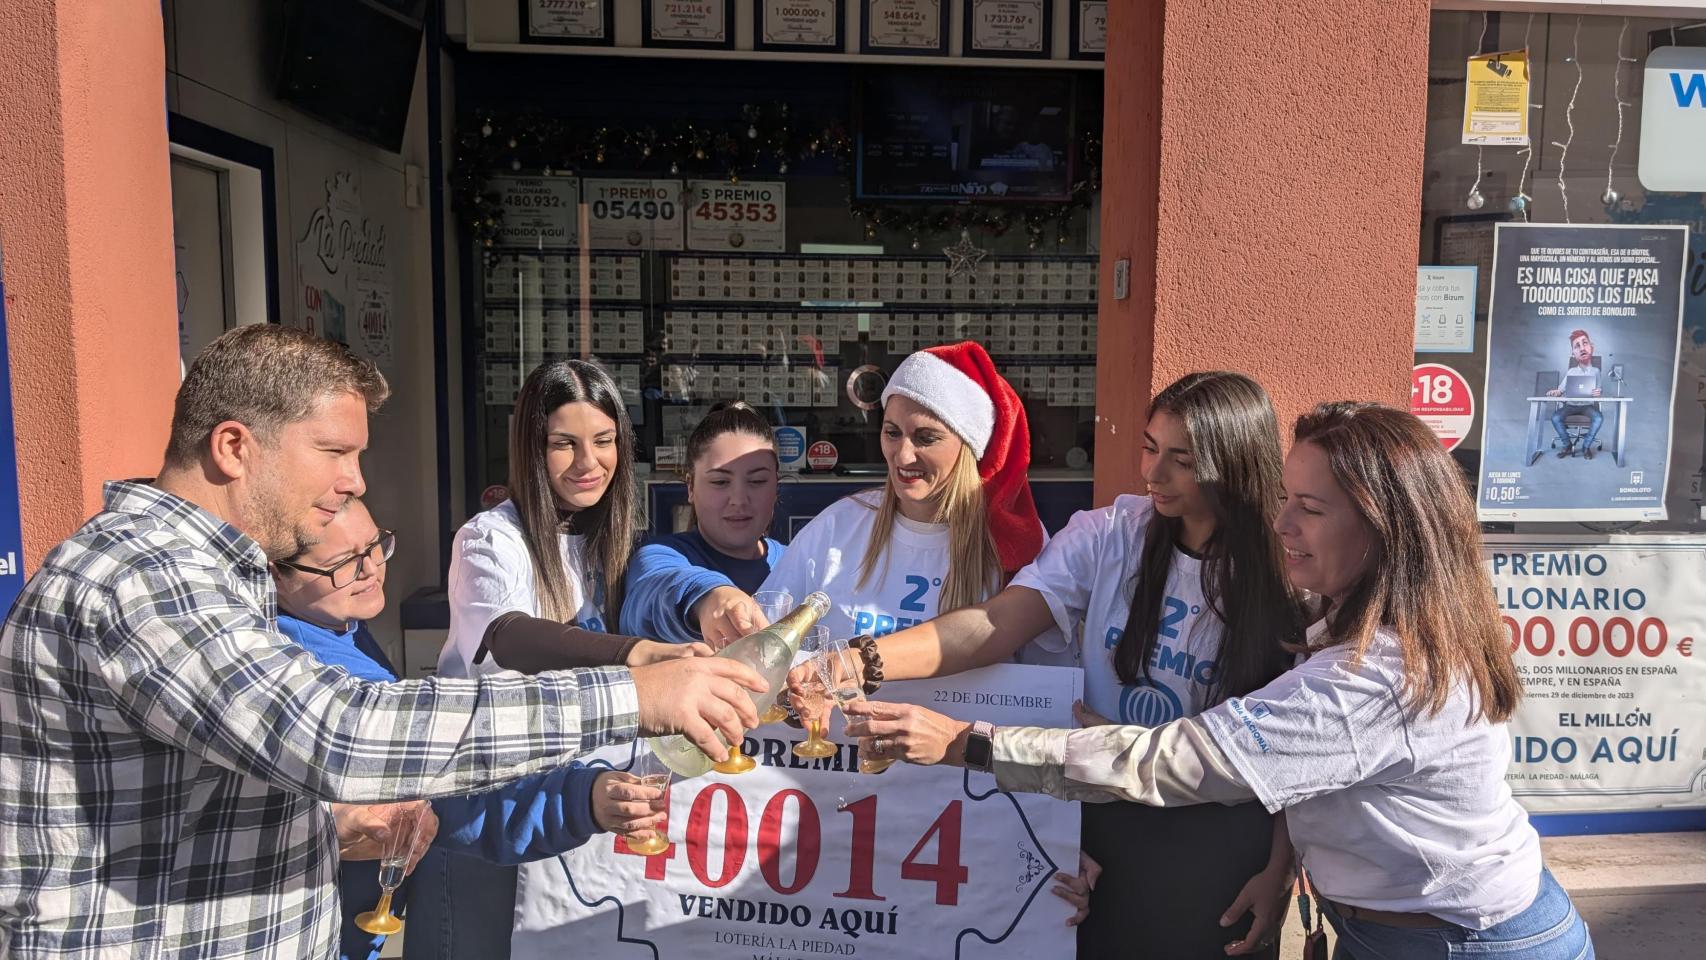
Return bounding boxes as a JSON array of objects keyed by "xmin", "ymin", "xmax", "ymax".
[{"xmin": 758, "ymin": 339, "xmax": 1054, "ymax": 678}]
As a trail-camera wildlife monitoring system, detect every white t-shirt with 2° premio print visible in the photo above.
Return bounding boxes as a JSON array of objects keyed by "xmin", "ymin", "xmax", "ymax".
[
  {"xmin": 1011, "ymin": 495, "xmax": 1221, "ymax": 726},
  {"xmin": 757, "ymin": 492, "xmax": 1063, "ymax": 654},
  {"xmin": 1198, "ymin": 622, "xmax": 1543, "ymax": 930},
  {"xmin": 437, "ymin": 499, "xmax": 608, "ymax": 679}
]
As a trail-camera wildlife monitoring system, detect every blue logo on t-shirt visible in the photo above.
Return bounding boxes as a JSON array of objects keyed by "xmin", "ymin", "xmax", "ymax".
[{"xmin": 1119, "ymin": 680, "xmax": 1183, "ymax": 725}]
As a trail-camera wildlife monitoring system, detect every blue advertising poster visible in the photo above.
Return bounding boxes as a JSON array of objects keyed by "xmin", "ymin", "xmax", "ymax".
[
  {"xmin": 1476, "ymin": 223, "xmax": 1690, "ymax": 522},
  {"xmin": 0, "ymin": 252, "xmax": 25, "ymax": 611}
]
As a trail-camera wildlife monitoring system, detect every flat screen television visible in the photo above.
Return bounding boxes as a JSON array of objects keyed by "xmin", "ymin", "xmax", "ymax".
[
  {"xmin": 855, "ymin": 70, "xmax": 1077, "ymax": 202},
  {"xmin": 276, "ymin": 0, "xmax": 424, "ymax": 153}
]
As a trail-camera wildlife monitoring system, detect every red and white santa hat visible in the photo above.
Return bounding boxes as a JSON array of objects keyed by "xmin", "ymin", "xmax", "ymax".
[{"xmin": 880, "ymin": 341, "xmax": 1044, "ymax": 574}]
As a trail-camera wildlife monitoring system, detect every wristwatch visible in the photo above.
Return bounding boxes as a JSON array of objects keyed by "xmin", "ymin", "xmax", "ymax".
[{"xmin": 963, "ymin": 720, "xmax": 995, "ymax": 773}]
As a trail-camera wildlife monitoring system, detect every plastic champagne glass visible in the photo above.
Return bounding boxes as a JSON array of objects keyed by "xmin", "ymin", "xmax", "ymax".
[
  {"xmin": 754, "ymin": 590, "xmax": 795, "ymax": 725},
  {"xmin": 624, "ymin": 750, "xmax": 675, "ymax": 856},
  {"xmin": 353, "ymin": 804, "xmax": 428, "ymax": 935},
  {"xmin": 818, "ymin": 638, "xmax": 893, "ymax": 774},
  {"xmin": 791, "ymin": 626, "xmax": 838, "ymax": 760}
]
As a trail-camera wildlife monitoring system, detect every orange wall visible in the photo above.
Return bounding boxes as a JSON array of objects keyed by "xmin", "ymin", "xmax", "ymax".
[
  {"xmin": 0, "ymin": 1, "xmax": 178, "ymax": 566},
  {"xmin": 1096, "ymin": 0, "xmax": 1429, "ymax": 499}
]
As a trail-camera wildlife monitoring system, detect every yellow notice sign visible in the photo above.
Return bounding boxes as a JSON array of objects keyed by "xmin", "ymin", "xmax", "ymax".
[{"xmin": 1463, "ymin": 49, "xmax": 1531, "ymax": 146}]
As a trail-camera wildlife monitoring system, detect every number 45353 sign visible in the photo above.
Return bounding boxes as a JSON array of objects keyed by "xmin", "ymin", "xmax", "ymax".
[
  {"xmin": 687, "ymin": 180, "xmax": 786, "ymax": 252},
  {"xmin": 510, "ymin": 663, "xmax": 1081, "ymax": 960}
]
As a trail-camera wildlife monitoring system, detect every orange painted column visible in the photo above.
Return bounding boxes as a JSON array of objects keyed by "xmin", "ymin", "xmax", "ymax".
[
  {"xmin": 1094, "ymin": 0, "xmax": 1430, "ymax": 501},
  {"xmin": 0, "ymin": 0, "xmax": 178, "ymax": 567}
]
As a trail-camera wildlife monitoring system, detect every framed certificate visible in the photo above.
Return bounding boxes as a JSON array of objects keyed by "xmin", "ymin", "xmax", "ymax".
[
  {"xmin": 1068, "ymin": 0, "xmax": 1107, "ymax": 61},
  {"xmin": 860, "ymin": 0, "xmax": 948, "ymax": 56},
  {"xmin": 755, "ymin": 0, "xmax": 844, "ymax": 52},
  {"xmin": 964, "ymin": 0, "xmax": 1051, "ymax": 59},
  {"xmin": 642, "ymin": 0, "xmax": 737, "ymax": 50},
  {"xmin": 519, "ymin": 0, "xmax": 615, "ymax": 46}
]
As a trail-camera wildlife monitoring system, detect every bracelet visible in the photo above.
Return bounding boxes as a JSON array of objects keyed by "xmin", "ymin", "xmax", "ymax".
[{"xmin": 849, "ymin": 634, "xmax": 883, "ymax": 694}]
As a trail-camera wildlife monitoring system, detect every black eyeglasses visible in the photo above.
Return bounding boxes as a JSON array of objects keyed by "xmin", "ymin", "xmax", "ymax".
[{"xmin": 276, "ymin": 530, "xmax": 396, "ymax": 589}]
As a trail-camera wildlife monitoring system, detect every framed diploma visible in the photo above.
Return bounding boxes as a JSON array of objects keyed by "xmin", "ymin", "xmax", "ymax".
[
  {"xmin": 755, "ymin": 0, "xmax": 844, "ymax": 53},
  {"xmin": 860, "ymin": 0, "xmax": 948, "ymax": 56},
  {"xmin": 519, "ymin": 0, "xmax": 615, "ymax": 46},
  {"xmin": 642, "ymin": 0, "xmax": 737, "ymax": 50},
  {"xmin": 964, "ymin": 0, "xmax": 1051, "ymax": 60},
  {"xmin": 1068, "ymin": 0, "xmax": 1107, "ymax": 61}
]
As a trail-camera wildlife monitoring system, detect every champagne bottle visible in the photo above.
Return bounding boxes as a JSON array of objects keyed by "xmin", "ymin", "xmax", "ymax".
[{"xmin": 646, "ymin": 591, "xmax": 832, "ymax": 778}]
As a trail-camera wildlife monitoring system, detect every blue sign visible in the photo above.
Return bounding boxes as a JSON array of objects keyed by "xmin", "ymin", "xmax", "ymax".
[
  {"xmin": 0, "ymin": 253, "xmax": 23, "ymax": 612},
  {"xmin": 774, "ymin": 425, "xmax": 806, "ymax": 471}
]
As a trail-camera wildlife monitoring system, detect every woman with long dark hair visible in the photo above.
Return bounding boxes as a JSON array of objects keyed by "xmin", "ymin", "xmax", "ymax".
[
  {"xmin": 809, "ymin": 371, "xmax": 1306, "ymax": 958},
  {"xmin": 852, "ymin": 402, "xmax": 1594, "ymax": 960},
  {"xmin": 439, "ymin": 359, "xmax": 697, "ymax": 678},
  {"xmin": 432, "ymin": 359, "xmax": 700, "ymax": 960}
]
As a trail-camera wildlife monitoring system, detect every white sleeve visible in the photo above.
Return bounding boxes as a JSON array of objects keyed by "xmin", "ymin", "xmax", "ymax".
[
  {"xmin": 441, "ymin": 522, "xmax": 538, "ymax": 678},
  {"xmin": 1197, "ymin": 650, "xmax": 1415, "ymax": 813},
  {"xmin": 1010, "ymin": 505, "xmax": 1112, "ymax": 648},
  {"xmin": 757, "ymin": 510, "xmax": 833, "ymax": 602}
]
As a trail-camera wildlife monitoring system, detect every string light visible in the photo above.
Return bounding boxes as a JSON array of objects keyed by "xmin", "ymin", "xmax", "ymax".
[
  {"xmin": 1511, "ymin": 13, "xmax": 1538, "ymax": 219},
  {"xmin": 1466, "ymin": 12, "xmax": 1489, "ymax": 212},
  {"xmin": 1551, "ymin": 15, "xmax": 1583, "ymax": 225},
  {"xmin": 1603, "ymin": 18, "xmax": 1638, "ymax": 208}
]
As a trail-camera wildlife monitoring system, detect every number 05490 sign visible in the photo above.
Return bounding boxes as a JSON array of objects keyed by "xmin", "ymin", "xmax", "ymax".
[
  {"xmin": 508, "ymin": 663, "xmax": 1082, "ymax": 960},
  {"xmin": 687, "ymin": 180, "xmax": 786, "ymax": 252}
]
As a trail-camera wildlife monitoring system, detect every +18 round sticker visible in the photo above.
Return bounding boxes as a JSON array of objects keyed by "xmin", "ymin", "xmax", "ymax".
[{"xmin": 1411, "ymin": 363, "xmax": 1475, "ymax": 451}]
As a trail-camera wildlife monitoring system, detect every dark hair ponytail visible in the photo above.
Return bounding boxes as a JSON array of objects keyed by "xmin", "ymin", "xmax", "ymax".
[{"xmin": 683, "ymin": 400, "xmax": 778, "ymax": 478}]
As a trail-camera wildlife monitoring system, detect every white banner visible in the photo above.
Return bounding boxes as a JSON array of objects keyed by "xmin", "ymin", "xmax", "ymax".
[
  {"xmin": 511, "ymin": 663, "xmax": 1083, "ymax": 960},
  {"xmin": 583, "ymin": 178, "xmax": 686, "ymax": 250},
  {"xmin": 1490, "ymin": 536, "xmax": 1706, "ymax": 814},
  {"xmin": 686, "ymin": 180, "xmax": 786, "ymax": 252}
]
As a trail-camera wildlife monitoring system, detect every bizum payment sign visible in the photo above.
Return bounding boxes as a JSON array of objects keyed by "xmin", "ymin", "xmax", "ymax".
[{"xmin": 1639, "ymin": 47, "xmax": 1706, "ymax": 192}]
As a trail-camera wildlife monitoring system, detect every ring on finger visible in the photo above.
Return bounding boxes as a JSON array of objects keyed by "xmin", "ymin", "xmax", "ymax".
[{"xmin": 872, "ymin": 737, "xmax": 890, "ymax": 754}]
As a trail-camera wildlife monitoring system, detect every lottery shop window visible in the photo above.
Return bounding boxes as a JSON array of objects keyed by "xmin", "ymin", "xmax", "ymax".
[
  {"xmin": 459, "ymin": 55, "xmax": 1104, "ymax": 508},
  {"xmin": 1417, "ymin": 10, "xmax": 1706, "ymax": 530}
]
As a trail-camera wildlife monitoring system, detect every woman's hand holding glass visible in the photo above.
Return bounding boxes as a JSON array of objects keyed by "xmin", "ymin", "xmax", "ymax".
[
  {"xmin": 840, "ymin": 700, "xmax": 972, "ymax": 768},
  {"xmin": 352, "ymin": 802, "xmax": 433, "ymax": 935},
  {"xmin": 591, "ymin": 768, "xmax": 668, "ymax": 837},
  {"xmin": 620, "ymin": 751, "xmax": 676, "ymax": 856}
]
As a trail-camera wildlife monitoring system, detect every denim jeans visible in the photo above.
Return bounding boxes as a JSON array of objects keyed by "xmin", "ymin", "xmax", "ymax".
[
  {"xmin": 1551, "ymin": 405, "xmax": 1603, "ymax": 448},
  {"xmin": 401, "ymin": 852, "xmax": 517, "ymax": 960},
  {"xmin": 1323, "ymin": 870, "xmax": 1593, "ymax": 960}
]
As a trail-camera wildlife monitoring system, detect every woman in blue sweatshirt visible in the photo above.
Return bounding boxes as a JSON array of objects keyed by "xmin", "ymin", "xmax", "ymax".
[
  {"xmin": 622, "ymin": 401, "xmax": 788, "ymax": 647},
  {"xmin": 272, "ymin": 501, "xmax": 666, "ymax": 960}
]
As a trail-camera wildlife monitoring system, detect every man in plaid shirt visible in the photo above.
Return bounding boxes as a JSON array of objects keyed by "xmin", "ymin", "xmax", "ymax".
[{"xmin": 0, "ymin": 326, "xmax": 765, "ymax": 959}]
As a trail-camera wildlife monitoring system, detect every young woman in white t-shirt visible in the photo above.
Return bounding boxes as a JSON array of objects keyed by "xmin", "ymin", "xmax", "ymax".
[
  {"xmin": 819, "ymin": 371, "xmax": 1305, "ymax": 959},
  {"xmin": 438, "ymin": 360, "xmax": 701, "ymax": 679},
  {"xmin": 852, "ymin": 402, "xmax": 1594, "ymax": 960},
  {"xmin": 761, "ymin": 340, "xmax": 1050, "ymax": 681},
  {"xmin": 433, "ymin": 359, "xmax": 704, "ymax": 960}
]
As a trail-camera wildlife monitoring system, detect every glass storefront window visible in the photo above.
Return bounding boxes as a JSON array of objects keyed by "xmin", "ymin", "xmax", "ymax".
[
  {"xmin": 1420, "ymin": 11, "xmax": 1706, "ymax": 529},
  {"xmin": 457, "ymin": 57, "xmax": 1102, "ymax": 517}
]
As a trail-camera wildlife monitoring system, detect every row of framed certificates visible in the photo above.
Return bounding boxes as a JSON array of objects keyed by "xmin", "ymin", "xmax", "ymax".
[{"xmin": 523, "ymin": 1, "xmax": 1108, "ymax": 61}]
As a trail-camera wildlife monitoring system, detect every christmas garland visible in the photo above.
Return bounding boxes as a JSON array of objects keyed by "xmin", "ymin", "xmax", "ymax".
[{"xmin": 454, "ymin": 103, "xmax": 1102, "ymax": 250}]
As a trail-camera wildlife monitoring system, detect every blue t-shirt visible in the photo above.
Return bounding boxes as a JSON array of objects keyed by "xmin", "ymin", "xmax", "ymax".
[
  {"xmin": 621, "ymin": 530, "xmax": 785, "ymax": 644},
  {"xmin": 276, "ymin": 613, "xmax": 606, "ymax": 960}
]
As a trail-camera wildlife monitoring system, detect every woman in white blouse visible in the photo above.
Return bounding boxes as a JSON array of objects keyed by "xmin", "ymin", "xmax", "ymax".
[{"xmin": 848, "ymin": 402, "xmax": 1595, "ymax": 960}]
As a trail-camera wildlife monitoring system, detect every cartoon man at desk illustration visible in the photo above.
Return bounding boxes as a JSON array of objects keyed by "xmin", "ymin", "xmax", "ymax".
[{"xmin": 1546, "ymin": 328, "xmax": 1604, "ymax": 460}]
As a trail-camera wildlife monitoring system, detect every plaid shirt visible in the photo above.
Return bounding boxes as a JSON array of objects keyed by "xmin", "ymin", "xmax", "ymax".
[{"xmin": 0, "ymin": 482, "xmax": 639, "ymax": 959}]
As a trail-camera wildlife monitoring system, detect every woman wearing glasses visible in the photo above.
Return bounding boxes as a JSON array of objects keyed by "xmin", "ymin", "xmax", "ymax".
[{"xmin": 273, "ymin": 501, "xmax": 675, "ymax": 960}]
